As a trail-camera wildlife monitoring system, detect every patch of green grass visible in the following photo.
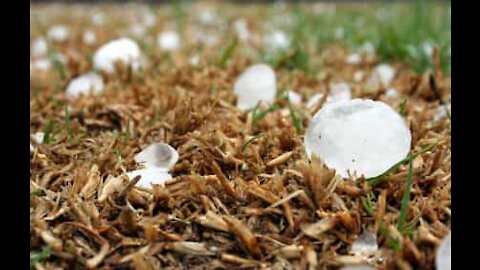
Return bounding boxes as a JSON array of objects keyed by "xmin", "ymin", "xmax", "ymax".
[
  {"xmin": 30, "ymin": 190, "xmax": 45, "ymax": 197},
  {"xmin": 42, "ymin": 118, "xmax": 57, "ymax": 144},
  {"xmin": 362, "ymin": 193, "xmax": 375, "ymax": 216},
  {"xmin": 219, "ymin": 39, "xmax": 238, "ymax": 66},
  {"xmin": 251, "ymin": 101, "xmax": 279, "ymax": 126},
  {"xmin": 397, "ymin": 158, "xmax": 414, "ymax": 231},
  {"xmin": 30, "ymin": 246, "xmax": 51, "ymax": 269},
  {"xmin": 398, "ymin": 98, "xmax": 408, "ymax": 116},
  {"xmin": 287, "ymin": 98, "xmax": 303, "ymax": 133},
  {"xmin": 367, "ymin": 142, "xmax": 437, "ymax": 186},
  {"xmin": 242, "ymin": 133, "xmax": 263, "ymax": 153},
  {"xmin": 64, "ymin": 105, "xmax": 72, "ymax": 140}
]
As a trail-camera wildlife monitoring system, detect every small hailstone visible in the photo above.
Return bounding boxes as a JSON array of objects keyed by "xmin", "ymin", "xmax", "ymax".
[
  {"xmin": 189, "ymin": 54, "xmax": 200, "ymax": 66},
  {"xmin": 53, "ymin": 53, "xmax": 68, "ymax": 65},
  {"xmin": 345, "ymin": 53, "xmax": 361, "ymax": 65},
  {"xmin": 134, "ymin": 143, "xmax": 179, "ymax": 170},
  {"xmin": 360, "ymin": 42, "xmax": 376, "ymax": 55},
  {"xmin": 385, "ymin": 88, "xmax": 399, "ymax": 99},
  {"xmin": 83, "ymin": 30, "xmax": 96, "ymax": 45},
  {"xmin": 129, "ymin": 23, "xmax": 146, "ymax": 37},
  {"xmin": 31, "ymin": 58, "xmax": 51, "ymax": 71},
  {"xmin": 307, "ymin": 93, "xmax": 324, "ymax": 109},
  {"xmin": 263, "ymin": 30, "xmax": 290, "ymax": 51},
  {"xmin": 373, "ymin": 64, "xmax": 396, "ymax": 87},
  {"xmin": 329, "ymin": 82, "xmax": 352, "ymax": 103},
  {"xmin": 127, "ymin": 168, "xmax": 172, "ymax": 189},
  {"xmin": 436, "ymin": 232, "xmax": 451, "ymax": 270},
  {"xmin": 47, "ymin": 25, "xmax": 69, "ymax": 42},
  {"xmin": 285, "ymin": 91, "xmax": 302, "ymax": 105},
  {"xmin": 92, "ymin": 12, "xmax": 106, "ymax": 26},
  {"xmin": 142, "ymin": 11, "xmax": 157, "ymax": 27},
  {"xmin": 30, "ymin": 143, "xmax": 34, "ymax": 153},
  {"xmin": 33, "ymin": 132, "xmax": 45, "ymax": 144},
  {"xmin": 65, "ymin": 72, "xmax": 104, "ymax": 100},
  {"xmin": 422, "ymin": 41, "xmax": 434, "ymax": 57},
  {"xmin": 433, "ymin": 102, "xmax": 451, "ymax": 122},
  {"xmin": 304, "ymin": 99, "xmax": 411, "ymax": 178},
  {"xmin": 157, "ymin": 30, "xmax": 181, "ymax": 52},
  {"xmin": 31, "ymin": 37, "xmax": 48, "ymax": 57},
  {"xmin": 93, "ymin": 38, "xmax": 142, "ymax": 74},
  {"xmin": 234, "ymin": 64, "xmax": 277, "ymax": 110},
  {"xmin": 196, "ymin": 9, "xmax": 218, "ymax": 26},
  {"xmin": 353, "ymin": 71, "xmax": 364, "ymax": 82},
  {"xmin": 233, "ymin": 18, "xmax": 250, "ymax": 41},
  {"xmin": 351, "ymin": 232, "xmax": 378, "ymax": 255}
]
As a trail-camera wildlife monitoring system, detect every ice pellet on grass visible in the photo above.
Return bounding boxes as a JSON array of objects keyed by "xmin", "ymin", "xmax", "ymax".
[
  {"xmin": 434, "ymin": 102, "xmax": 451, "ymax": 122},
  {"xmin": 373, "ymin": 64, "xmax": 396, "ymax": 87},
  {"xmin": 158, "ymin": 30, "xmax": 181, "ymax": 52},
  {"xmin": 31, "ymin": 37, "xmax": 48, "ymax": 57},
  {"xmin": 304, "ymin": 99, "xmax": 411, "ymax": 178},
  {"xmin": 83, "ymin": 30, "xmax": 96, "ymax": 45},
  {"xmin": 351, "ymin": 232, "xmax": 378, "ymax": 255},
  {"xmin": 66, "ymin": 72, "xmax": 104, "ymax": 100},
  {"xmin": 285, "ymin": 91, "xmax": 302, "ymax": 105},
  {"xmin": 263, "ymin": 30, "xmax": 290, "ymax": 51},
  {"xmin": 385, "ymin": 88, "xmax": 399, "ymax": 100},
  {"xmin": 31, "ymin": 58, "xmax": 52, "ymax": 71},
  {"xmin": 93, "ymin": 38, "xmax": 142, "ymax": 74},
  {"xmin": 233, "ymin": 18, "xmax": 250, "ymax": 41},
  {"xmin": 47, "ymin": 25, "xmax": 69, "ymax": 42},
  {"xmin": 134, "ymin": 143, "xmax": 179, "ymax": 171},
  {"xmin": 127, "ymin": 168, "xmax": 173, "ymax": 189},
  {"xmin": 436, "ymin": 232, "xmax": 451, "ymax": 270},
  {"xmin": 234, "ymin": 64, "xmax": 277, "ymax": 110},
  {"xmin": 345, "ymin": 53, "xmax": 361, "ymax": 65}
]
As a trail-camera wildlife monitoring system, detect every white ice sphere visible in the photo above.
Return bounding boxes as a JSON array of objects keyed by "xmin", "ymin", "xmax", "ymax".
[
  {"xmin": 434, "ymin": 102, "xmax": 451, "ymax": 122},
  {"xmin": 134, "ymin": 143, "xmax": 179, "ymax": 171},
  {"xmin": 360, "ymin": 41, "xmax": 376, "ymax": 54},
  {"xmin": 189, "ymin": 54, "xmax": 200, "ymax": 66},
  {"xmin": 263, "ymin": 30, "xmax": 290, "ymax": 51},
  {"xmin": 351, "ymin": 232, "xmax": 378, "ymax": 255},
  {"xmin": 65, "ymin": 72, "xmax": 104, "ymax": 100},
  {"xmin": 234, "ymin": 64, "xmax": 277, "ymax": 110},
  {"xmin": 31, "ymin": 37, "xmax": 48, "ymax": 57},
  {"xmin": 31, "ymin": 58, "xmax": 51, "ymax": 71},
  {"xmin": 93, "ymin": 38, "xmax": 142, "ymax": 74},
  {"xmin": 345, "ymin": 53, "xmax": 361, "ymax": 65},
  {"xmin": 129, "ymin": 23, "xmax": 146, "ymax": 37},
  {"xmin": 142, "ymin": 11, "xmax": 157, "ymax": 27},
  {"xmin": 83, "ymin": 30, "xmax": 96, "ymax": 45},
  {"xmin": 158, "ymin": 30, "xmax": 181, "ymax": 52},
  {"xmin": 334, "ymin": 27, "xmax": 345, "ymax": 39},
  {"xmin": 329, "ymin": 82, "xmax": 352, "ymax": 103},
  {"xmin": 30, "ymin": 143, "xmax": 34, "ymax": 153},
  {"xmin": 92, "ymin": 12, "xmax": 106, "ymax": 26},
  {"xmin": 374, "ymin": 64, "xmax": 396, "ymax": 86},
  {"xmin": 304, "ymin": 99, "xmax": 411, "ymax": 178},
  {"xmin": 33, "ymin": 132, "xmax": 45, "ymax": 144},
  {"xmin": 436, "ymin": 232, "xmax": 451, "ymax": 270},
  {"xmin": 233, "ymin": 18, "xmax": 250, "ymax": 41},
  {"xmin": 47, "ymin": 25, "xmax": 69, "ymax": 42},
  {"xmin": 286, "ymin": 90, "xmax": 302, "ymax": 105},
  {"xmin": 353, "ymin": 71, "xmax": 364, "ymax": 82},
  {"xmin": 422, "ymin": 41, "xmax": 434, "ymax": 57},
  {"xmin": 127, "ymin": 168, "xmax": 172, "ymax": 189},
  {"xmin": 385, "ymin": 88, "xmax": 399, "ymax": 99}
]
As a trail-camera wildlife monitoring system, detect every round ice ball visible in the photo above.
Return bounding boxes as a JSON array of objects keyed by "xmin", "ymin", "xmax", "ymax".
[
  {"xmin": 234, "ymin": 64, "xmax": 277, "ymax": 110},
  {"xmin": 65, "ymin": 72, "xmax": 104, "ymax": 100},
  {"xmin": 436, "ymin": 232, "xmax": 451, "ymax": 270},
  {"xmin": 157, "ymin": 30, "xmax": 181, "ymax": 52},
  {"xmin": 93, "ymin": 38, "xmax": 142, "ymax": 74},
  {"xmin": 304, "ymin": 99, "xmax": 411, "ymax": 178}
]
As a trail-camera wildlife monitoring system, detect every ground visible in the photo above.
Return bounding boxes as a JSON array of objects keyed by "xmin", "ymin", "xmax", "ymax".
[{"xmin": 30, "ymin": 2, "xmax": 451, "ymax": 269}]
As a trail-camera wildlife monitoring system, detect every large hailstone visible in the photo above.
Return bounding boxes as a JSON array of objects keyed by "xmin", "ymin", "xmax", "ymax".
[
  {"xmin": 65, "ymin": 72, "xmax": 104, "ymax": 100},
  {"xmin": 127, "ymin": 143, "xmax": 179, "ymax": 189},
  {"xmin": 234, "ymin": 64, "xmax": 277, "ymax": 110},
  {"xmin": 93, "ymin": 38, "xmax": 142, "ymax": 74},
  {"xmin": 304, "ymin": 99, "xmax": 411, "ymax": 178},
  {"xmin": 157, "ymin": 30, "xmax": 181, "ymax": 52},
  {"xmin": 436, "ymin": 232, "xmax": 451, "ymax": 270}
]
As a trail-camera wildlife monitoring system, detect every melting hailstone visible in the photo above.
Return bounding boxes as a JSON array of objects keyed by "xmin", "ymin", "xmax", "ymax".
[
  {"xmin": 158, "ymin": 30, "xmax": 181, "ymax": 52},
  {"xmin": 83, "ymin": 30, "xmax": 96, "ymax": 45},
  {"xmin": 133, "ymin": 143, "xmax": 179, "ymax": 170},
  {"xmin": 93, "ymin": 38, "xmax": 142, "ymax": 74},
  {"xmin": 126, "ymin": 168, "xmax": 172, "ymax": 189},
  {"xmin": 436, "ymin": 232, "xmax": 451, "ymax": 270},
  {"xmin": 345, "ymin": 53, "xmax": 361, "ymax": 65},
  {"xmin": 351, "ymin": 232, "xmax": 378, "ymax": 255},
  {"xmin": 263, "ymin": 30, "xmax": 290, "ymax": 51},
  {"xmin": 31, "ymin": 58, "xmax": 52, "ymax": 71},
  {"xmin": 285, "ymin": 90, "xmax": 302, "ymax": 105},
  {"xmin": 304, "ymin": 99, "xmax": 411, "ymax": 178},
  {"xmin": 31, "ymin": 37, "xmax": 48, "ymax": 57},
  {"xmin": 65, "ymin": 72, "xmax": 104, "ymax": 100},
  {"xmin": 373, "ymin": 64, "xmax": 396, "ymax": 87},
  {"xmin": 234, "ymin": 64, "xmax": 277, "ymax": 110}
]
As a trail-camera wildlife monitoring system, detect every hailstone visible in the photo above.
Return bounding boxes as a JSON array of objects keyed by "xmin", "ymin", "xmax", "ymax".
[
  {"xmin": 133, "ymin": 143, "xmax": 179, "ymax": 170},
  {"xmin": 47, "ymin": 25, "xmax": 69, "ymax": 42},
  {"xmin": 93, "ymin": 38, "xmax": 142, "ymax": 74},
  {"xmin": 65, "ymin": 72, "xmax": 104, "ymax": 100},
  {"xmin": 263, "ymin": 30, "xmax": 290, "ymax": 51},
  {"xmin": 233, "ymin": 18, "xmax": 250, "ymax": 41},
  {"xmin": 345, "ymin": 53, "xmax": 361, "ymax": 65},
  {"xmin": 351, "ymin": 232, "xmax": 378, "ymax": 255},
  {"xmin": 285, "ymin": 90, "xmax": 302, "ymax": 105},
  {"xmin": 83, "ymin": 30, "xmax": 96, "ymax": 45},
  {"xmin": 373, "ymin": 64, "xmax": 396, "ymax": 87},
  {"xmin": 158, "ymin": 30, "xmax": 181, "ymax": 52},
  {"xmin": 31, "ymin": 37, "xmax": 48, "ymax": 57},
  {"xmin": 234, "ymin": 64, "xmax": 277, "ymax": 110},
  {"xmin": 31, "ymin": 58, "xmax": 51, "ymax": 71},
  {"xmin": 127, "ymin": 168, "xmax": 173, "ymax": 189},
  {"xmin": 436, "ymin": 232, "xmax": 451, "ymax": 270},
  {"xmin": 304, "ymin": 99, "xmax": 411, "ymax": 178}
]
